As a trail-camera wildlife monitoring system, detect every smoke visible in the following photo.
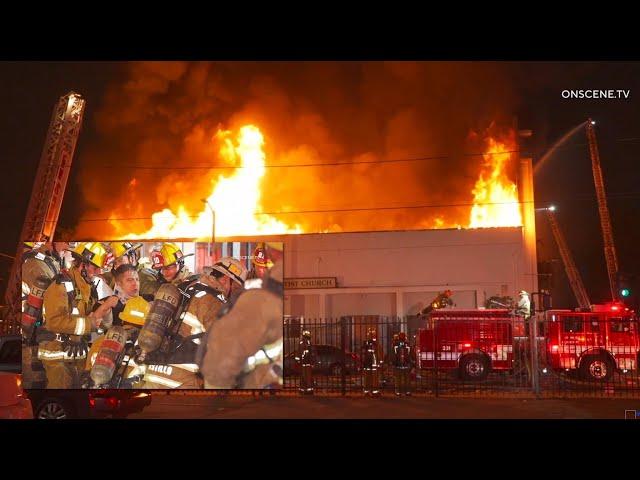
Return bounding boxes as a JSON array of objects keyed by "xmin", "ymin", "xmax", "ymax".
[{"xmin": 74, "ymin": 61, "xmax": 519, "ymax": 238}]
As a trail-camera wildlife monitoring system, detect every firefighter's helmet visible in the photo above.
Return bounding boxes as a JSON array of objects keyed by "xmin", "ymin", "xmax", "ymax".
[
  {"xmin": 366, "ymin": 327, "xmax": 377, "ymax": 340},
  {"xmin": 71, "ymin": 242, "xmax": 109, "ymax": 269},
  {"xmin": 518, "ymin": 290, "xmax": 529, "ymax": 297},
  {"xmin": 252, "ymin": 243, "xmax": 273, "ymax": 269},
  {"xmin": 302, "ymin": 330, "xmax": 311, "ymax": 339},
  {"xmin": 119, "ymin": 296, "xmax": 150, "ymax": 326},
  {"xmin": 151, "ymin": 242, "xmax": 193, "ymax": 269},
  {"xmin": 211, "ymin": 257, "xmax": 247, "ymax": 286},
  {"xmin": 398, "ymin": 332, "xmax": 407, "ymax": 342},
  {"xmin": 111, "ymin": 242, "xmax": 143, "ymax": 263}
]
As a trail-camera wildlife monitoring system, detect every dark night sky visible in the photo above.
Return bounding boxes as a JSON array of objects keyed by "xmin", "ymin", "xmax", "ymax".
[{"xmin": 1, "ymin": 61, "xmax": 639, "ymax": 309}]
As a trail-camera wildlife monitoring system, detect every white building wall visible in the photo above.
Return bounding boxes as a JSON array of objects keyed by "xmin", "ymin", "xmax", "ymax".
[{"xmin": 255, "ymin": 226, "xmax": 536, "ymax": 319}]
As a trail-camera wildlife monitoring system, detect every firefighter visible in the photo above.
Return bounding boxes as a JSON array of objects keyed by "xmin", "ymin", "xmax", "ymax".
[
  {"xmin": 102, "ymin": 242, "xmax": 143, "ymax": 290},
  {"xmin": 393, "ymin": 331, "xmax": 412, "ymax": 396},
  {"xmin": 21, "ymin": 241, "xmax": 70, "ymax": 389},
  {"xmin": 139, "ymin": 242, "xmax": 194, "ymax": 298},
  {"xmin": 198, "ymin": 259, "xmax": 284, "ymax": 389},
  {"xmin": 93, "ymin": 263, "xmax": 149, "ymax": 330},
  {"xmin": 85, "ymin": 295, "xmax": 149, "ymax": 388},
  {"xmin": 362, "ymin": 327, "xmax": 381, "ymax": 396},
  {"xmin": 208, "ymin": 256, "xmax": 247, "ymax": 305},
  {"xmin": 38, "ymin": 242, "xmax": 105, "ymax": 388},
  {"xmin": 138, "ymin": 260, "xmax": 243, "ymax": 389},
  {"xmin": 249, "ymin": 242, "xmax": 274, "ymax": 280},
  {"xmin": 296, "ymin": 330, "xmax": 314, "ymax": 394},
  {"xmin": 516, "ymin": 290, "xmax": 531, "ymax": 318}
]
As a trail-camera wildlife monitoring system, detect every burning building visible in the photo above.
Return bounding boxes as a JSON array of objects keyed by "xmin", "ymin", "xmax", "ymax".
[{"xmin": 69, "ymin": 63, "xmax": 537, "ymax": 319}]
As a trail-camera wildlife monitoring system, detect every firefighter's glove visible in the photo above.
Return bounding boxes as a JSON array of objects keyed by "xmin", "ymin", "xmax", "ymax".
[{"xmin": 62, "ymin": 338, "xmax": 88, "ymax": 358}]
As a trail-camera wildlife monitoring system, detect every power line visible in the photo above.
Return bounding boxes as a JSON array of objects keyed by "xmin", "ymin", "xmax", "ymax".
[
  {"xmin": 19, "ymin": 199, "xmax": 565, "ymax": 224},
  {"xmin": 72, "ymin": 149, "xmax": 526, "ymax": 171},
  {"xmin": 20, "ymin": 189, "xmax": 640, "ymax": 226}
]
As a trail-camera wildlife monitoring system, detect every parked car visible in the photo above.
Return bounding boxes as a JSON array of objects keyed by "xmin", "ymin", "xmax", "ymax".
[
  {"xmin": 0, "ymin": 335, "xmax": 21, "ymax": 373},
  {"xmin": 0, "ymin": 372, "xmax": 33, "ymax": 419},
  {"xmin": 25, "ymin": 389, "xmax": 152, "ymax": 419},
  {"xmin": 0, "ymin": 334, "xmax": 151, "ymax": 419},
  {"xmin": 285, "ymin": 344, "xmax": 360, "ymax": 376}
]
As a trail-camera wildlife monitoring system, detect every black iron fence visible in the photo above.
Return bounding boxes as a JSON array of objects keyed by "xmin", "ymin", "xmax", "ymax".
[{"xmin": 282, "ymin": 315, "xmax": 640, "ymax": 398}]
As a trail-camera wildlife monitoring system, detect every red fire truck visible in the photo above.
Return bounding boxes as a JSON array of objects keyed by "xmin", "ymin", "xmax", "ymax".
[
  {"xmin": 544, "ymin": 302, "xmax": 639, "ymax": 381},
  {"xmin": 415, "ymin": 309, "xmax": 526, "ymax": 381},
  {"xmin": 416, "ymin": 303, "xmax": 640, "ymax": 382}
]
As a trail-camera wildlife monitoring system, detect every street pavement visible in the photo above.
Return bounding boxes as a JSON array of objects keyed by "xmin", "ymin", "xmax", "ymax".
[{"xmin": 127, "ymin": 392, "xmax": 640, "ymax": 419}]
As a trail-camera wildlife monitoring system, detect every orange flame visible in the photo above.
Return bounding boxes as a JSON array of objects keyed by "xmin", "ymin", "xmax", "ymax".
[
  {"xmin": 120, "ymin": 125, "xmax": 301, "ymax": 239},
  {"xmin": 468, "ymin": 137, "xmax": 522, "ymax": 228},
  {"xmin": 107, "ymin": 125, "xmax": 521, "ymax": 240}
]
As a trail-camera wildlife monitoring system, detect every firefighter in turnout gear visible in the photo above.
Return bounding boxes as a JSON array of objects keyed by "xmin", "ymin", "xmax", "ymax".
[
  {"xmin": 85, "ymin": 295, "xmax": 149, "ymax": 388},
  {"xmin": 296, "ymin": 330, "xmax": 314, "ymax": 394},
  {"xmin": 208, "ymin": 256, "xmax": 247, "ymax": 306},
  {"xmin": 139, "ymin": 242, "xmax": 194, "ymax": 299},
  {"xmin": 139, "ymin": 256, "xmax": 246, "ymax": 389},
  {"xmin": 21, "ymin": 242, "xmax": 69, "ymax": 388},
  {"xmin": 198, "ymin": 258, "xmax": 284, "ymax": 389},
  {"xmin": 516, "ymin": 290, "xmax": 531, "ymax": 318},
  {"xmin": 102, "ymin": 242, "xmax": 143, "ymax": 290},
  {"xmin": 362, "ymin": 327, "xmax": 381, "ymax": 396},
  {"xmin": 38, "ymin": 242, "xmax": 103, "ymax": 388},
  {"xmin": 393, "ymin": 331, "xmax": 412, "ymax": 396}
]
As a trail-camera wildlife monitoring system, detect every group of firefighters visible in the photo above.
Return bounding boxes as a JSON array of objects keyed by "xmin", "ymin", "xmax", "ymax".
[
  {"xmin": 296, "ymin": 328, "xmax": 413, "ymax": 396},
  {"xmin": 294, "ymin": 289, "xmax": 532, "ymax": 397},
  {"xmin": 20, "ymin": 240, "xmax": 284, "ymax": 390}
]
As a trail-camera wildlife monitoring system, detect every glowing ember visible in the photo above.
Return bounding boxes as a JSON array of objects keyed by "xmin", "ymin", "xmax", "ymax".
[
  {"xmin": 468, "ymin": 137, "xmax": 522, "ymax": 228},
  {"xmin": 121, "ymin": 125, "xmax": 301, "ymax": 239}
]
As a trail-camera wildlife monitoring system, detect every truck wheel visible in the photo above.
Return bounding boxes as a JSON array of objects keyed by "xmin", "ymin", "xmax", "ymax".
[
  {"xmin": 459, "ymin": 354, "xmax": 490, "ymax": 381},
  {"xmin": 580, "ymin": 355, "xmax": 614, "ymax": 382}
]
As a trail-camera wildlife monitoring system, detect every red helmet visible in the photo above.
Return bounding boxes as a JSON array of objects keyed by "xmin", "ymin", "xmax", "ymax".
[{"xmin": 398, "ymin": 332, "xmax": 407, "ymax": 341}]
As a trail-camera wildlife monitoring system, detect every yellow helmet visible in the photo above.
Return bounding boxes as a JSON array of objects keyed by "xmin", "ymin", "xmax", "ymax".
[
  {"xmin": 24, "ymin": 242, "xmax": 35, "ymax": 248},
  {"xmin": 119, "ymin": 296, "xmax": 150, "ymax": 326},
  {"xmin": 151, "ymin": 242, "xmax": 194, "ymax": 269},
  {"xmin": 71, "ymin": 242, "xmax": 109, "ymax": 269},
  {"xmin": 111, "ymin": 241, "xmax": 143, "ymax": 260}
]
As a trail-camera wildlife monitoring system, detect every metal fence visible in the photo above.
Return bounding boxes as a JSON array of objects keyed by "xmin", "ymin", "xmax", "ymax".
[{"xmin": 282, "ymin": 315, "xmax": 640, "ymax": 398}]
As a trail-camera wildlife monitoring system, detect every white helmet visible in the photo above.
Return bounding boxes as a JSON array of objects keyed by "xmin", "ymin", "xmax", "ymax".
[
  {"xmin": 211, "ymin": 257, "xmax": 247, "ymax": 286},
  {"xmin": 518, "ymin": 290, "xmax": 529, "ymax": 296}
]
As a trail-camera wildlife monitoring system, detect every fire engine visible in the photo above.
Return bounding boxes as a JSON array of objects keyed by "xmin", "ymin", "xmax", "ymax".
[
  {"xmin": 545, "ymin": 302, "xmax": 639, "ymax": 381},
  {"xmin": 415, "ymin": 309, "xmax": 526, "ymax": 381}
]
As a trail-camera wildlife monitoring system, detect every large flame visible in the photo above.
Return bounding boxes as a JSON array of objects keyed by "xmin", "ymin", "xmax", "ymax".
[
  {"xmin": 119, "ymin": 125, "xmax": 301, "ymax": 239},
  {"xmin": 468, "ymin": 137, "xmax": 522, "ymax": 228},
  {"xmin": 106, "ymin": 125, "xmax": 521, "ymax": 240}
]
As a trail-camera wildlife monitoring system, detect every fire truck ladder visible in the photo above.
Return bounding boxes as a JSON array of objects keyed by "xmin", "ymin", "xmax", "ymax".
[
  {"xmin": 586, "ymin": 119, "xmax": 619, "ymax": 301},
  {"xmin": 1, "ymin": 92, "xmax": 85, "ymax": 335},
  {"xmin": 546, "ymin": 208, "xmax": 592, "ymax": 310}
]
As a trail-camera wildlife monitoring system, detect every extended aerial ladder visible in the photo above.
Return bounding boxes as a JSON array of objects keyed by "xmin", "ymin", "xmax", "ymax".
[
  {"xmin": 545, "ymin": 207, "xmax": 591, "ymax": 310},
  {"xmin": 586, "ymin": 119, "xmax": 619, "ymax": 302},
  {"xmin": 1, "ymin": 92, "xmax": 85, "ymax": 335}
]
